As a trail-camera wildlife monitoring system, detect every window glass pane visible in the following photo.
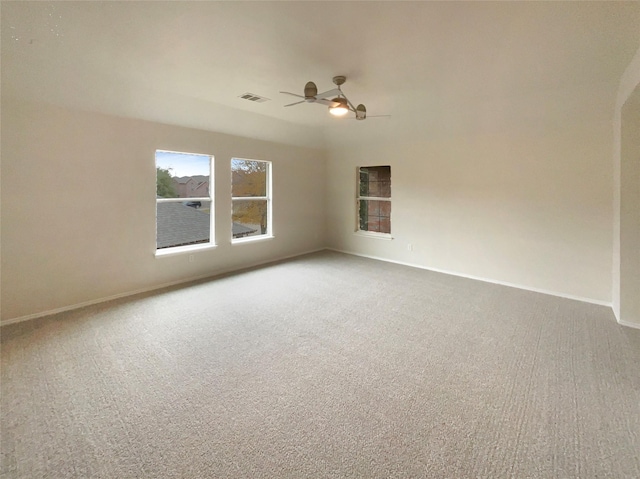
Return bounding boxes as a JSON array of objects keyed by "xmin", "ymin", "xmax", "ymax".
[
  {"xmin": 232, "ymin": 200, "xmax": 267, "ymax": 238},
  {"xmin": 358, "ymin": 199, "xmax": 391, "ymax": 234},
  {"xmin": 232, "ymin": 159, "xmax": 267, "ymax": 197},
  {"xmin": 156, "ymin": 201, "xmax": 211, "ymax": 249},
  {"xmin": 156, "ymin": 151, "xmax": 210, "ymax": 199},
  {"xmin": 359, "ymin": 166, "xmax": 391, "ymax": 198}
]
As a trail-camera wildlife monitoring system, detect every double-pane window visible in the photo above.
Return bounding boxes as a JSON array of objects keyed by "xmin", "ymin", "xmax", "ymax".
[
  {"xmin": 231, "ymin": 158, "xmax": 272, "ymax": 240},
  {"xmin": 155, "ymin": 150, "xmax": 214, "ymax": 251},
  {"xmin": 357, "ymin": 166, "xmax": 391, "ymax": 234}
]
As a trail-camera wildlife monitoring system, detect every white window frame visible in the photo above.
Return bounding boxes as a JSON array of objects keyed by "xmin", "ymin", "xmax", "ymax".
[
  {"xmin": 231, "ymin": 158, "xmax": 273, "ymax": 244},
  {"xmin": 155, "ymin": 150, "xmax": 215, "ymax": 256},
  {"xmin": 356, "ymin": 165, "xmax": 392, "ymax": 239}
]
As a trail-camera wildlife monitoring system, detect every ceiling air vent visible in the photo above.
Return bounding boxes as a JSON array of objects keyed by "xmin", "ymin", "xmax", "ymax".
[{"xmin": 239, "ymin": 93, "xmax": 270, "ymax": 103}]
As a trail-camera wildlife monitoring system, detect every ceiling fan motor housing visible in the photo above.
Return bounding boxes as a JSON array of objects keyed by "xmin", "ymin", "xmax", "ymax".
[{"xmin": 332, "ymin": 75, "xmax": 346, "ymax": 86}]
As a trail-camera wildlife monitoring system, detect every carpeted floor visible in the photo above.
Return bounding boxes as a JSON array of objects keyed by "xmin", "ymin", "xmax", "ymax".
[{"xmin": 2, "ymin": 250, "xmax": 639, "ymax": 478}]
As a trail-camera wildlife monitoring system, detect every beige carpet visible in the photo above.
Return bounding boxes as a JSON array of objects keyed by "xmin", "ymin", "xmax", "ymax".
[{"xmin": 2, "ymin": 250, "xmax": 639, "ymax": 478}]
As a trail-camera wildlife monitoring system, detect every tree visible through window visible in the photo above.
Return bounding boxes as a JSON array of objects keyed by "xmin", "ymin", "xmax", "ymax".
[
  {"xmin": 231, "ymin": 158, "xmax": 271, "ymax": 240},
  {"xmin": 155, "ymin": 150, "xmax": 214, "ymax": 251},
  {"xmin": 357, "ymin": 166, "xmax": 391, "ymax": 234}
]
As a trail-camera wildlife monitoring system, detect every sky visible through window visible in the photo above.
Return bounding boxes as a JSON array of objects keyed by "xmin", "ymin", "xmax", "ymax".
[{"xmin": 156, "ymin": 150, "xmax": 209, "ymax": 177}]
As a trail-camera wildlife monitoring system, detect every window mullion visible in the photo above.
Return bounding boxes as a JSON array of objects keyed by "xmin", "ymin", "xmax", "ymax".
[
  {"xmin": 358, "ymin": 196, "xmax": 391, "ymax": 201},
  {"xmin": 157, "ymin": 197, "xmax": 210, "ymax": 203}
]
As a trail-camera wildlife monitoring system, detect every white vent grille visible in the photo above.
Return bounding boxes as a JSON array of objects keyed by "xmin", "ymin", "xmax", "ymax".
[{"xmin": 239, "ymin": 93, "xmax": 270, "ymax": 103}]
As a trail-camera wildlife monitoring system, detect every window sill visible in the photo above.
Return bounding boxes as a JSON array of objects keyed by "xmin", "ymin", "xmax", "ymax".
[
  {"xmin": 232, "ymin": 234, "xmax": 274, "ymax": 245},
  {"xmin": 354, "ymin": 231, "xmax": 394, "ymax": 240},
  {"xmin": 155, "ymin": 243, "xmax": 217, "ymax": 257}
]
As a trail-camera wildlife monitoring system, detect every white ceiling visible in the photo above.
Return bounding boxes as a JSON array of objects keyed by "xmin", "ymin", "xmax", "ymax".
[{"xmin": 2, "ymin": 1, "xmax": 639, "ymax": 148}]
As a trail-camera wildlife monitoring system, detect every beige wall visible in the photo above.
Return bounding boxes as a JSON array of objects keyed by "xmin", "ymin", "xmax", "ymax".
[
  {"xmin": 613, "ymin": 44, "xmax": 640, "ymax": 328},
  {"xmin": 2, "ymin": 65, "xmax": 634, "ymax": 322},
  {"xmin": 619, "ymin": 89, "xmax": 640, "ymax": 328},
  {"xmin": 326, "ymin": 120, "xmax": 614, "ymax": 303},
  {"xmin": 1, "ymin": 99, "xmax": 327, "ymax": 322}
]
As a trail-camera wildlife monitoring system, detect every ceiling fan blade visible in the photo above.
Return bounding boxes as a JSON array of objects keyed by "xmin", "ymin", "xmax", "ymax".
[
  {"xmin": 284, "ymin": 100, "xmax": 305, "ymax": 107},
  {"xmin": 280, "ymin": 91, "xmax": 305, "ymax": 99},
  {"xmin": 314, "ymin": 88, "xmax": 340, "ymax": 100},
  {"xmin": 315, "ymin": 98, "xmax": 340, "ymax": 107},
  {"xmin": 338, "ymin": 114, "xmax": 392, "ymax": 120}
]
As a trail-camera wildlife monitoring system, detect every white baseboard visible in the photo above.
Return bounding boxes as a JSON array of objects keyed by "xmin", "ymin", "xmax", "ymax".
[
  {"xmin": 6, "ymin": 247, "xmax": 630, "ymax": 329},
  {"xmin": 328, "ymin": 248, "xmax": 613, "ymax": 308},
  {"xmin": 1, "ymin": 248, "xmax": 325, "ymax": 327},
  {"xmin": 612, "ymin": 304, "xmax": 621, "ymax": 322},
  {"xmin": 617, "ymin": 319, "xmax": 640, "ymax": 330}
]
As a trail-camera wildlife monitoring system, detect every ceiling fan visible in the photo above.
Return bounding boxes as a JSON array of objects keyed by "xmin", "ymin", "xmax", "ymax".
[{"xmin": 280, "ymin": 76, "xmax": 388, "ymax": 121}]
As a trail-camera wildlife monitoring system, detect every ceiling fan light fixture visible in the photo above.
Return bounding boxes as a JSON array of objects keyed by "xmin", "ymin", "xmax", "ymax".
[{"xmin": 329, "ymin": 97, "xmax": 349, "ymax": 116}]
